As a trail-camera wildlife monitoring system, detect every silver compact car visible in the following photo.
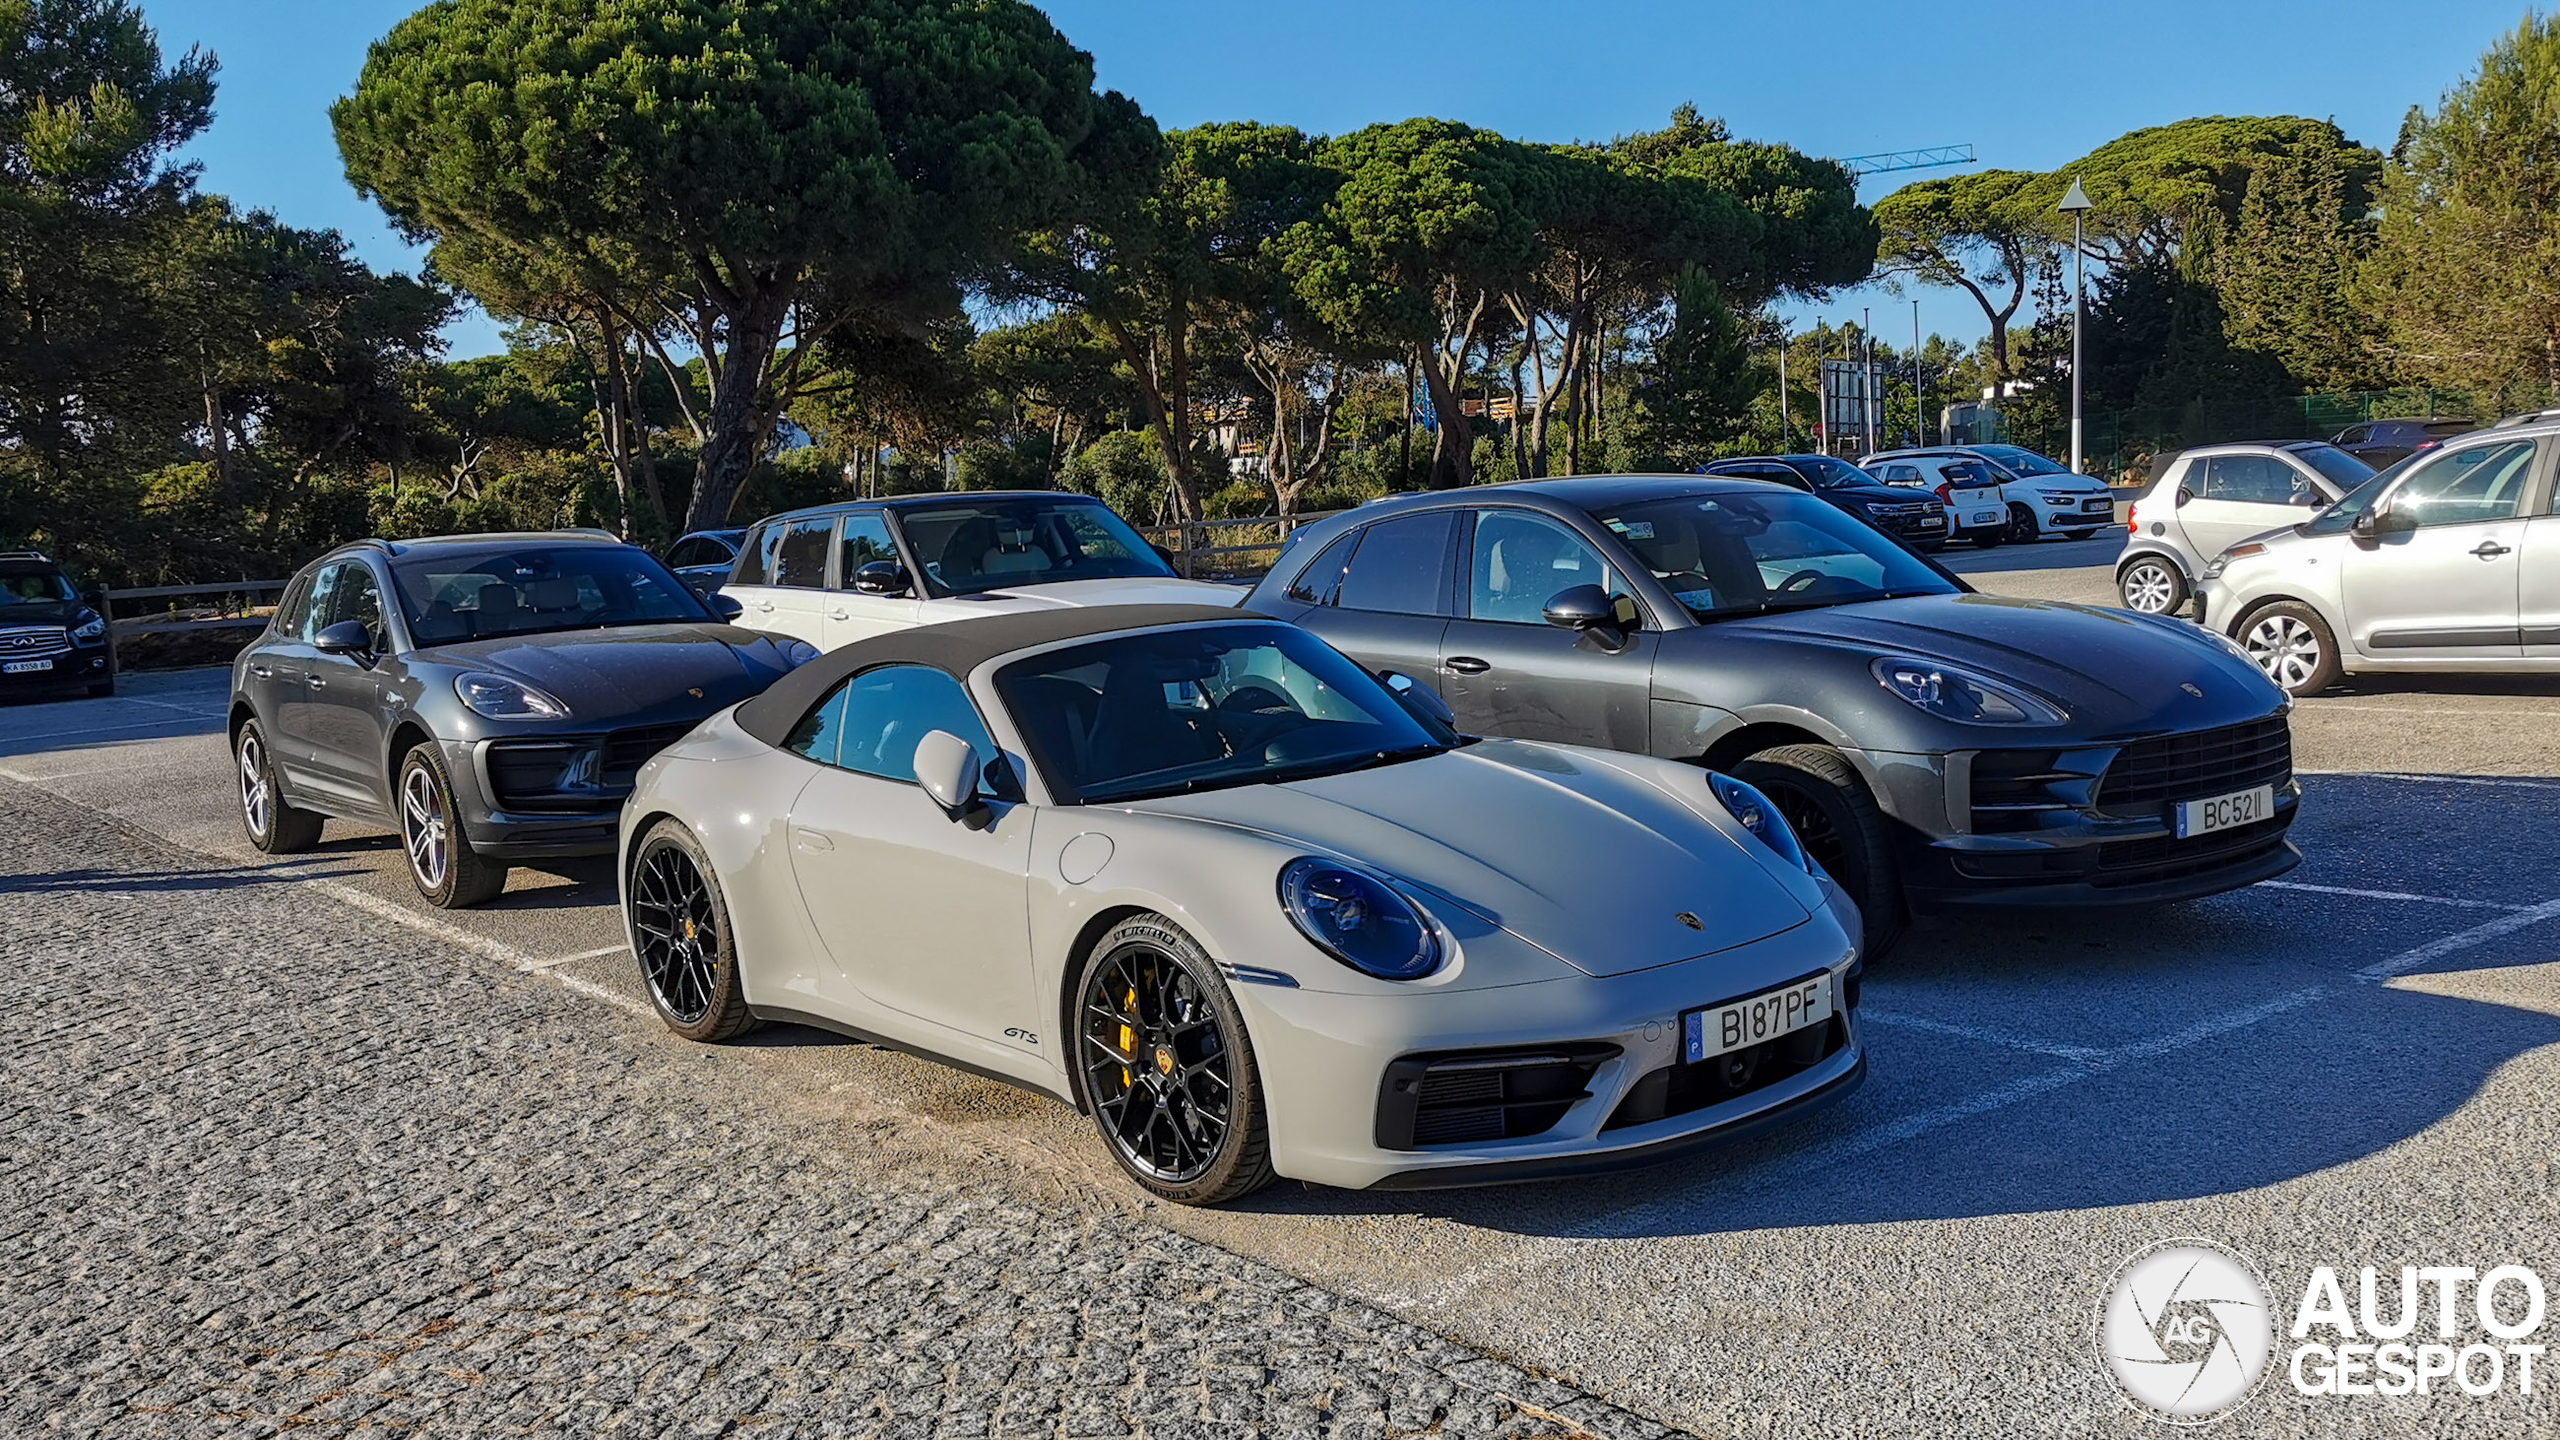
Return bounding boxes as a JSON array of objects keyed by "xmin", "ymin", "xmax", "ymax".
[
  {"xmin": 2199, "ymin": 427, "xmax": 2559, "ymax": 696},
  {"xmin": 618, "ymin": 605, "xmax": 1864, "ymax": 1204},
  {"xmin": 2115, "ymin": 441, "xmax": 2374, "ymax": 615}
]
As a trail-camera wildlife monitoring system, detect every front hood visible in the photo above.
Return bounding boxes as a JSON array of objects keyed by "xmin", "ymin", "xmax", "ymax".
[
  {"xmin": 1703, "ymin": 592, "xmax": 2285, "ymax": 738},
  {"xmin": 420, "ymin": 624, "xmax": 791, "ymax": 721},
  {"xmin": 1128, "ymin": 739, "xmax": 1811, "ymax": 977},
  {"xmin": 939, "ymin": 576, "xmax": 1245, "ymax": 613}
]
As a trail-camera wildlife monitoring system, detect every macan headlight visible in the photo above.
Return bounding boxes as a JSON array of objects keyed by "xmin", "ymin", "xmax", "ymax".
[
  {"xmin": 455, "ymin": 671, "xmax": 569, "ymax": 720},
  {"xmin": 1278, "ymin": 858, "xmax": 1441, "ymax": 981},
  {"xmin": 1873, "ymin": 656, "xmax": 2067, "ymax": 726}
]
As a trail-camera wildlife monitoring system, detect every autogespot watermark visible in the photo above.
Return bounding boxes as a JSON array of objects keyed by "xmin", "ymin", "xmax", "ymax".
[{"xmin": 2097, "ymin": 1239, "xmax": 2550, "ymax": 1424}]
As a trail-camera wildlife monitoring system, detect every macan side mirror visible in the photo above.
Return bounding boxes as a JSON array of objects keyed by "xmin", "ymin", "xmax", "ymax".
[
  {"xmin": 851, "ymin": 559, "xmax": 911, "ymax": 596},
  {"xmin": 1376, "ymin": 669, "xmax": 1458, "ymax": 730},
  {"xmin": 1542, "ymin": 584, "xmax": 1616, "ymax": 631},
  {"xmin": 312, "ymin": 619, "xmax": 376, "ymax": 661},
  {"xmin": 705, "ymin": 592, "xmax": 745, "ymax": 621},
  {"xmin": 914, "ymin": 729, "xmax": 991, "ymax": 826}
]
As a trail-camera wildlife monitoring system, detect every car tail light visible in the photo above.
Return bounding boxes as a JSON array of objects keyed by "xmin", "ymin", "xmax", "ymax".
[
  {"xmin": 2127, "ymin": 506, "xmax": 2139, "ymax": 534},
  {"xmin": 1934, "ymin": 482, "xmax": 1953, "ymax": 504}
]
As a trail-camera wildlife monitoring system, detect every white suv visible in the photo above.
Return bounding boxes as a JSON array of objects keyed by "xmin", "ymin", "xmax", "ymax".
[
  {"xmin": 1861, "ymin": 444, "xmax": 2116, "ymax": 542},
  {"xmin": 1863, "ymin": 455, "xmax": 2013, "ymax": 547},
  {"xmin": 717, "ymin": 492, "xmax": 1241, "ymax": 650}
]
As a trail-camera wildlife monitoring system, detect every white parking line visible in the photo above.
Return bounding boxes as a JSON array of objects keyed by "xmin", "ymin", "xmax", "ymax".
[
  {"xmin": 1858, "ymin": 1009, "xmax": 2106, "ymax": 1061},
  {"xmin": 0, "ymin": 714, "xmax": 211, "ymax": 745},
  {"xmin": 2355, "ymin": 896, "xmax": 2560, "ymax": 981},
  {"xmin": 288, "ymin": 876, "xmax": 652, "ymax": 1018},
  {"xmin": 2301, "ymin": 770, "xmax": 2560, "ymax": 789},
  {"xmin": 2258, "ymin": 880, "xmax": 2536, "ymax": 912},
  {"xmin": 525, "ymin": 943, "xmax": 628, "ymax": 971}
]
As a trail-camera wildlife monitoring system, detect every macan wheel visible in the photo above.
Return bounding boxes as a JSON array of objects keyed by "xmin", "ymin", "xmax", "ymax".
[
  {"xmin": 2238, "ymin": 601, "xmax": 2342, "ymax": 697},
  {"xmin": 2116, "ymin": 556, "xmax": 2189, "ymax": 616},
  {"xmin": 395, "ymin": 744, "xmax": 509, "ymax": 908},
  {"xmin": 234, "ymin": 719, "xmax": 323, "ymax": 853},
  {"xmin": 1073, "ymin": 914, "xmax": 1274, "ymax": 1206},
  {"xmin": 628, "ymin": 818, "xmax": 758, "ymax": 1042},
  {"xmin": 1731, "ymin": 743, "xmax": 1906, "ymax": 957}
]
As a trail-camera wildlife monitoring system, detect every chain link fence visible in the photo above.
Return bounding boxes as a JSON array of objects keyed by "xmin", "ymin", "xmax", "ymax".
[{"xmin": 2084, "ymin": 383, "xmax": 2557, "ymax": 484}]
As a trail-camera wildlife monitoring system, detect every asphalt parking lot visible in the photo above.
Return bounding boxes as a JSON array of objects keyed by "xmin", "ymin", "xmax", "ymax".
[{"xmin": 8, "ymin": 537, "xmax": 2559, "ymax": 1437}]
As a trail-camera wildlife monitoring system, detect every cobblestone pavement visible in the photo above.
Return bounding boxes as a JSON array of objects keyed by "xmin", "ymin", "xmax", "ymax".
[{"xmin": 0, "ymin": 779, "xmax": 1675, "ymax": 1440}]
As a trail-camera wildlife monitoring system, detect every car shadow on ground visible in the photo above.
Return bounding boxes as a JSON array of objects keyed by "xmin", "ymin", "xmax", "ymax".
[{"xmin": 2307, "ymin": 673, "xmax": 2560, "ymax": 701}]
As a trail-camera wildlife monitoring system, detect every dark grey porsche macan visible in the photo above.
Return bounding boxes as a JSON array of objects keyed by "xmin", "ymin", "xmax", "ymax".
[
  {"xmin": 1246, "ymin": 476, "xmax": 2301, "ymax": 952},
  {"xmin": 227, "ymin": 532, "xmax": 813, "ymax": 907}
]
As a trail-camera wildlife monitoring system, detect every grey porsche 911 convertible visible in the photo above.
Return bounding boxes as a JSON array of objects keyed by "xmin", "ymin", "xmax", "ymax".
[{"xmin": 1248, "ymin": 476, "xmax": 2300, "ymax": 953}]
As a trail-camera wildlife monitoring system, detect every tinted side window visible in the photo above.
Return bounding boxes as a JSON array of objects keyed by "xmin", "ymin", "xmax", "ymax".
[
  {"xmin": 2335, "ymin": 425, "xmax": 2369, "ymax": 447},
  {"xmin": 832, "ymin": 665, "xmax": 998, "ymax": 785},
  {"xmin": 734, "ymin": 525, "xmax": 777, "ymax": 586},
  {"xmin": 1468, "ymin": 511, "xmax": 1615, "ymax": 625},
  {"xmin": 666, "ymin": 538, "xmax": 713, "ymax": 568},
  {"xmin": 327, "ymin": 565, "xmax": 389, "ymax": 650},
  {"xmin": 773, "ymin": 517, "xmax": 833, "ymax": 589},
  {"xmin": 1284, "ymin": 529, "xmax": 1359, "ymax": 605},
  {"xmin": 275, "ymin": 571, "xmax": 317, "ymax": 638},
  {"xmin": 836, "ymin": 513, "xmax": 898, "ymax": 582},
  {"xmin": 785, "ymin": 684, "xmax": 851, "ymax": 766},
  {"xmin": 1334, "ymin": 512, "xmax": 1456, "ymax": 616},
  {"xmin": 299, "ymin": 564, "xmax": 348, "ymax": 643},
  {"xmin": 2203, "ymin": 455, "xmax": 2293, "ymax": 505}
]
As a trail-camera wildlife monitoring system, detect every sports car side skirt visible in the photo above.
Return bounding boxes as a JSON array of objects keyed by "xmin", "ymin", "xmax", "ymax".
[{"xmin": 746, "ymin": 1003, "xmax": 1076, "ymax": 1107}]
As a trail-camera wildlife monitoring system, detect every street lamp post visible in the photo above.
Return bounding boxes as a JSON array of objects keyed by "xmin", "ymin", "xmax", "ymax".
[{"xmin": 2058, "ymin": 177, "xmax": 2094, "ymax": 476}]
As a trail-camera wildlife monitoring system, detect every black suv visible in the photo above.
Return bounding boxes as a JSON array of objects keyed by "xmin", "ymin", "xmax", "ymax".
[
  {"xmin": 0, "ymin": 550, "xmax": 113, "ymax": 698},
  {"xmin": 1697, "ymin": 454, "xmax": 1950, "ymax": 551},
  {"xmin": 226, "ymin": 531, "xmax": 812, "ymax": 907}
]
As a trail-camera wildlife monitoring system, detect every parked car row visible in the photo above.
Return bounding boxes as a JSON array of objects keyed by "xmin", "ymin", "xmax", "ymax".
[
  {"xmin": 221, "ymin": 460, "xmax": 2302, "ymax": 1206},
  {"xmin": 0, "ymin": 550, "xmax": 114, "ymax": 699}
]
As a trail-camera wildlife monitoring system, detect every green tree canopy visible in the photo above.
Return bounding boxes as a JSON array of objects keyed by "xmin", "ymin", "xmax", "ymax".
[
  {"xmin": 1872, "ymin": 169, "xmax": 2048, "ymax": 379},
  {"xmin": 333, "ymin": 0, "xmax": 1158, "ymax": 531},
  {"xmin": 2368, "ymin": 14, "xmax": 2560, "ymax": 393}
]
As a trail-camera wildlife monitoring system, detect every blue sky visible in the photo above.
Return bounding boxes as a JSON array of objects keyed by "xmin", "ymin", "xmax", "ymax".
[{"xmin": 149, "ymin": 0, "xmax": 2529, "ymax": 357}]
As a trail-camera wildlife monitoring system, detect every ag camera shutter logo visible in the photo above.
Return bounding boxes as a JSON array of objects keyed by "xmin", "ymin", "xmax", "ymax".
[{"xmin": 2096, "ymin": 1238, "xmax": 2275, "ymax": 1424}]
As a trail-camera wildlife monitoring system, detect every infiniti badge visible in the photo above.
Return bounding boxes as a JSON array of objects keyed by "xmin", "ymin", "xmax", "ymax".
[{"xmin": 2181, "ymin": 682, "xmax": 2203, "ymax": 697}]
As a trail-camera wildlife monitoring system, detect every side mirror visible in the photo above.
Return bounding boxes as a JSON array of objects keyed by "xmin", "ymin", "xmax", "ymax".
[
  {"xmin": 1150, "ymin": 542, "xmax": 1180, "ymax": 568},
  {"xmin": 1377, "ymin": 669, "xmax": 1458, "ymax": 730},
  {"xmin": 913, "ymin": 729, "xmax": 989, "ymax": 824},
  {"xmin": 2174, "ymin": 486, "xmax": 2194, "ymax": 508},
  {"xmin": 81, "ymin": 586, "xmax": 106, "ymax": 609},
  {"xmin": 705, "ymin": 592, "xmax": 745, "ymax": 621},
  {"xmin": 851, "ymin": 559, "xmax": 911, "ymax": 596},
  {"xmin": 312, "ymin": 619, "xmax": 375, "ymax": 660},
  {"xmin": 1542, "ymin": 584, "xmax": 1616, "ymax": 631}
]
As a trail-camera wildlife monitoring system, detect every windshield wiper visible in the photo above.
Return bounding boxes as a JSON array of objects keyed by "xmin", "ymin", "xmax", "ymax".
[{"xmin": 1260, "ymin": 743, "xmax": 1447, "ymax": 786}]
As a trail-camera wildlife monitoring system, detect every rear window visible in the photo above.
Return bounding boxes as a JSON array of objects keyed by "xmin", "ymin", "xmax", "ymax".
[{"xmin": 2424, "ymin": 420, "xmax": 2476, "ymax": 439}]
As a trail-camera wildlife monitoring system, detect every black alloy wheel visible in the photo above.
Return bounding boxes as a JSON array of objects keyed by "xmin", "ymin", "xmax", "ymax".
[
  {"xmin": 628, "ymin": 819, "xmax": 757, "ymax": 1041},
  {"xmin": 1076, "ymin": 915, "xmax": 1272, "ymax": 1205},
  {"xmin": 2005, "ymin": 502, "xmax": 2041, "ymax": 543}
]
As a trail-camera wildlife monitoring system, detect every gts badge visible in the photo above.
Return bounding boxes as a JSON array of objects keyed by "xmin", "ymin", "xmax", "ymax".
[{"xmin": 1003, "ymin": 1027, "xmax": 1040, "ymax": 1046}]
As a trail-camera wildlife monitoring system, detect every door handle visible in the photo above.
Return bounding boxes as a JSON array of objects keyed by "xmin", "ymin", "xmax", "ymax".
[
  {"xmin": 248, "ymin": 663, "xmax": 272, "ymax": 678},
  {"xmin": 792, "ymin": 827, "xmax": 835, "ymax": 852},
  {"xmin": 305, "ymin": 674, "xmax": 327, "ymax": 690},
  {"xmin": 2473, "ymin": 541, "xmax": 2512, "ymax": 559},
  {"xmin": 1443, "ymin": 656, "xmax": 1492, "ymax": 675},
  {"xmin": 829, "ymin": 608, "xmax": 850, "ymax": 621},
  {"xmin": 755, "ymin": 600, "xmax": 775, "ymax": 612}
]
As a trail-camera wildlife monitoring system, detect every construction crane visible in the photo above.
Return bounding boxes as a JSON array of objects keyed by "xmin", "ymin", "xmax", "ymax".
[{"xmin": 1840, "ymin": 144, "xmax": 1976, "ymax": 178}]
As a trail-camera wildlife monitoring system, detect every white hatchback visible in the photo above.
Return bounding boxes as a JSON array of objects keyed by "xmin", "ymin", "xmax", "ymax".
[
  {"xmin": 717, "ymin": 493, "xmax": 1243, "ymax": 651},
  {"xmin": 1862, "ymin": 444, "xmax": 2118, "ymax": 542},
  {"xmin": 1863, "ymin": 456, "xmax": 2012, "ymax": 547}
]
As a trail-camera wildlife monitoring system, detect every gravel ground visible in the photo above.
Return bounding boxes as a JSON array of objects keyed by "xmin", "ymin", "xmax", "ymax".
[{"xmin": 0, "ymin": 780, "xmax": 1669, "ymax": 1440}]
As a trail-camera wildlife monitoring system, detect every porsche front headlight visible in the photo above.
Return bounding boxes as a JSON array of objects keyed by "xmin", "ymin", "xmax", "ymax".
[
  {"xmin": 455, "ymin": 672, "xmax": 569, "ymax": 720},
  {"xmin": 1872, "ymin": 657, "xmax": 2066, "ymax": 726},
  {"xmin": 1278, "ymin": 858, "xmax": 1440, "ymax": 981}
]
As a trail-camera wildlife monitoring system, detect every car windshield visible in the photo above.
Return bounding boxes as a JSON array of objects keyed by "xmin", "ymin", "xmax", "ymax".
[
  {"xmin": 1970, "ymin": 445, "xmax": 2072, "ymax": 477},
  {"xmin": 1793, "ymin": 456, "xmax": 1876, "ymax": 490},
  {"xmin": 392, "ymin": 546, "xmax": 711, "ymax": 644},
  {"xmin": 0, "ymin": 566, "xmax": 75, "ymax": 606},
  {"xmin": 994, "ymin": 622, "xmax": 1448, "ymax": 805},
  {"xmin": 2286, "ymin": 443, "xmax": 2376, "ymax": 490},
  {"xmin": 892, "ymin": 497, "xmax": 1173, "ymax": 598},
  {"xmin": 1593, "ymin": 490, "xmax": 1960, "ymax": 620}
]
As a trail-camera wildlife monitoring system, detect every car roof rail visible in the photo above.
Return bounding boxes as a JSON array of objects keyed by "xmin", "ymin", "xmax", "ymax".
[
  {"xmin": 0, "ymin": 548, "xmax": 54, "ymax": 562},
  {"xmin": 557, "ymin": 527, "xmax": 621, "ymax": 541}
]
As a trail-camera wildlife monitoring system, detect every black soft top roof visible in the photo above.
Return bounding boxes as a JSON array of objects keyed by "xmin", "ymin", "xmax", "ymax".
[{"xmin": 733, "ymin": 603, "xmax": 1258, "ymax": 747}]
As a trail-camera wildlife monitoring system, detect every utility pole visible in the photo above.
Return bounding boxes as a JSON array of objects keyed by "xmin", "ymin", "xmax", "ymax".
[
  {"xmin": 2059, "ymin": 177, "xmax": 2093, "ymax": 475},
  {"xmin": 1777, "ymin": 326, "xmax": 1790, "ymax": 452},
  {"xmin": 1860, "ymin": 307, "xmax": 1876, "ymax": 457},
  {"xmin": 1912, "ymin": 300, "xmax": 1923, "ymax": 449}
]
